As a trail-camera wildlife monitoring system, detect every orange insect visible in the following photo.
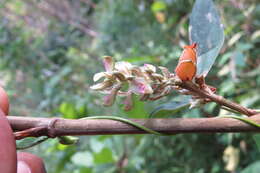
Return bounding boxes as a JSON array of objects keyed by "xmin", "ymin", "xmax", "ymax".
[{"xmin": 175, "ymin": 43, "xmax": 197, "ymax": 81}]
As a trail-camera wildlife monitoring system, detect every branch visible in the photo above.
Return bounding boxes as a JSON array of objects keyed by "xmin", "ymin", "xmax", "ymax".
[
  {"xmin": 179, "ymin": 81, "xmax": 258, "ymax": 116},
  {"xmin": 7, "ymin": 115, "xmax": 260, "ymax": 139},
  {"xmin": 22, "ymin": 0, "xmax": 98, "ymax": 37}
]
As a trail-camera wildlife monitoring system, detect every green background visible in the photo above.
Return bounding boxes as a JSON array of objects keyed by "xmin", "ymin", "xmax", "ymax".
[{"xmin": 0, "ymin": 0, "xmax": 259, "ymax": 172}]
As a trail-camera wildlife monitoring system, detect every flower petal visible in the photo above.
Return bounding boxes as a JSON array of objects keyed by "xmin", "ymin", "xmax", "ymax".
[
  {"xmin": 151, "ymin": 73, "xmax": 164, "ymax": 81},
  {"xmin": 103, "ymin": 85, "xmax": 121, "ymax": 106},
  {"xmin": 131, "ymin": 67, "xmax": 143, "ymax": 77},
  {"xmin": 159, "ymin": 66, "xmax": 171, "ymax": 79},
  {"xmin": 130, "ymin": 78, "xmax": 153, "ymax": 94},
  {"xmin": 103, "ymin": 93, "xmax": 116, "ymax": 107},
  {"xmin": 115, "ymin": 61, "xmax": 133, "ymax": 76},
  {"xmin": 131, "ymin": 67, "xmax": 151, "ymax": 81},
  {"xmin": 112, "ymin": 72, "xmax": 127, "ymax": 81},
  {"xmin": 143, "ymin": 64, "xmax": 156, "ymax": 73},
  {"xmin": 90, "ymin": 80, "xmax": 113, "ymax": 90},
  {"xmin": 103, "ymin": 56, "xmax": 114, "ymax": 72},
  {"xmin": 93, "ymin": 72, "xmax": 109, "ymax": 82}
]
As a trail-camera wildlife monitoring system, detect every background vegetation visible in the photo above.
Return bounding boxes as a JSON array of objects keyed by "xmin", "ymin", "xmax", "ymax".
[{"xmin": 0, "ymin": 0, "xmax": 259, "ymax": 172}]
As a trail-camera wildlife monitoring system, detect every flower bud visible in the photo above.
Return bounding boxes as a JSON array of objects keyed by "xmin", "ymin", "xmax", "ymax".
[{"xmin": 103, "ymin": 85, "xmax": 121, "ymax": 106}]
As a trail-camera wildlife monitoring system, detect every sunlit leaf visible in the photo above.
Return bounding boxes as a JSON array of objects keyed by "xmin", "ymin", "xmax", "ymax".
[
  {"xmin": 189, "ymin": 0, "xmax": 224, "ymax": 76},
  {"xmin": 59, "ymin": 102, "xmax": 77, "ymax": 119},
  {"xmin": 77, "ymin": 105, "xmax": 88, "ymax": 118},
  {"xmin": 151, "ymin": 1, "xmax": 167, "ymax": 13},
  {"xmin": 150, "ymin": 99, "xmax": 190, "ymax": 117},
  {"xmin": 124, "ymin": 56, "xmax": 155, "ymax": 64},
  {"xmin": 227, "ymin": 32, "xmax": 243, "ymax": 47}
]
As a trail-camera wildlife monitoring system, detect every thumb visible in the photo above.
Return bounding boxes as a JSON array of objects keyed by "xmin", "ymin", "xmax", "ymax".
[{"xmin": 17, "ymin": 152, "xmax": 47, "ymax": 173}]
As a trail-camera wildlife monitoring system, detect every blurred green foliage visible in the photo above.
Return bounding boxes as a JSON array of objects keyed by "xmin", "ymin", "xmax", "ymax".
[{"xmin": 0, "ymin": 0, "xmax": 259, "ymax": 173}]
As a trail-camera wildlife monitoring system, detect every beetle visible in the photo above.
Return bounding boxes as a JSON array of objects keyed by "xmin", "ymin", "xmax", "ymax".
[{"xmin": 175, "ymin": 43, "xmax": 197, "ymax": 81}]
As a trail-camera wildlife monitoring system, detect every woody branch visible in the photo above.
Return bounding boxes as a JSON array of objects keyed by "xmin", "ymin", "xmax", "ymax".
[{"xmin": 8, "ymin": 115, "xmax": 260, "ymax": 139}]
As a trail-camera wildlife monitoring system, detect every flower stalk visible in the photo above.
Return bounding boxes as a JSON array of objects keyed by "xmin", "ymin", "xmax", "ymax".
[{"xmin": 91, "ymin": 56, "xmax": 258, "ymax": 117}]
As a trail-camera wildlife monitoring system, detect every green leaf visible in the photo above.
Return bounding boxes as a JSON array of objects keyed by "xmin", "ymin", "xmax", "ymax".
[
  {"xmin": 90, "ymin": 138, "xmax": 105, "ymax": 153},
  {"xmin": 234, "ymin": 51, "xmax": 245, "ymax": 67},
  {"xmin": 237, "ymin": 43, "xmax": 253, "ymax": 51},
  {"xmin": 71, "ymin": 151, "xmax": 93, "ymax": 167},
  {"xmin": 48, "ymin": 66, "xmax": 72, "ymax": 87},
  {"xmin": 78, "ymin": 167, "xmax": 92, "ymax": 173},
  {"xmin": 253, "ymin": 134, "xmax": 260, "ymax": 152},
  {"xmin": 77, "ymin": 105, "xmax": 88, "ymax": 118},
  {"xmin": 151, "ymin": 1, "xmax": 167, "ymax": 12},
  {"xmin": 58, "ymin": 136, "xmax": 79, "ymax": 145},
  {"xmin": 125, "ymin": 96, "xmax": 148, "ymax": 118},
  {"xmin": 218, "ymin": 52, "xmax": 232, "ymax": 66},
  {"xmin": 93, "ymin": 148, "xmax": 114, "ymax": 164},
  {"xmin": 59, "ymin": 102, "xmax": 77, "ymax": 119},
  {"xmin": 150, "ymin": 100, "xmax": 190, "ymax": 117},
  {"xmin": 189, "ymin": 0, "xmax": 224, "ymax": 76},
  {"xmin": 241, "ymin": 161, "xmax": 260, "ymax": 173},
  {"xmin": 16, "ymin": 137, "xmax": 48, "ymax": 150},
  {"xmin": 124, "ymin": 56, "xmax": 155, "ymax": 64}
]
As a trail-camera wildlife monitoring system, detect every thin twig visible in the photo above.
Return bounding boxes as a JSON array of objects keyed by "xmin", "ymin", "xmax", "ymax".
[
  {"xmin": 179, "ymin": 81, "xmax": 258, "ymax": 116},
  {"xmin": 221, "ymin": 106, "xmax": 241, "ymax": 115}
]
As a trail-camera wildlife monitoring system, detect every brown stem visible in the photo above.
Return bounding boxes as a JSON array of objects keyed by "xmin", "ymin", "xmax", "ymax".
[
  {"xmin": 14, "ymin": 126, "xmax": 46, "ymax": 140},
  {"xmin": 7, "ymin": 115, "xmax": 260, "ymax": 139},
  {"xmin": 179, "ymin": 81, "xmax": 258, "ymax": 116}
]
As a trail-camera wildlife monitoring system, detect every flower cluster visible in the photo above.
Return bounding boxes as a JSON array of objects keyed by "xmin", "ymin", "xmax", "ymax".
[
  {"xmin": 90, "ymin": 56, "xmax": 181, "ymax": 110},
  {"xmin": 90, "ymin": 56, "xmax": 217, "ymax": 111}
]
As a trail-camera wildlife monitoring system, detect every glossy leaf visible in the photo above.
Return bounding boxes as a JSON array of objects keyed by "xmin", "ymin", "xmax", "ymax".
[
  {"xmin": 189, "ymin": 0, "xmax": 224, "ymax": 76},
  {"xmin": 150, "ymin": 99, "xmax": 190, "ymax": 117}
]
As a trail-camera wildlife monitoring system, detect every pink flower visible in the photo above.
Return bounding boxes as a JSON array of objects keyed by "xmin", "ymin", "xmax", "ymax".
[{"xmin": 129, "ymin": 77, "xmax": 153, "ymax": 95}]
